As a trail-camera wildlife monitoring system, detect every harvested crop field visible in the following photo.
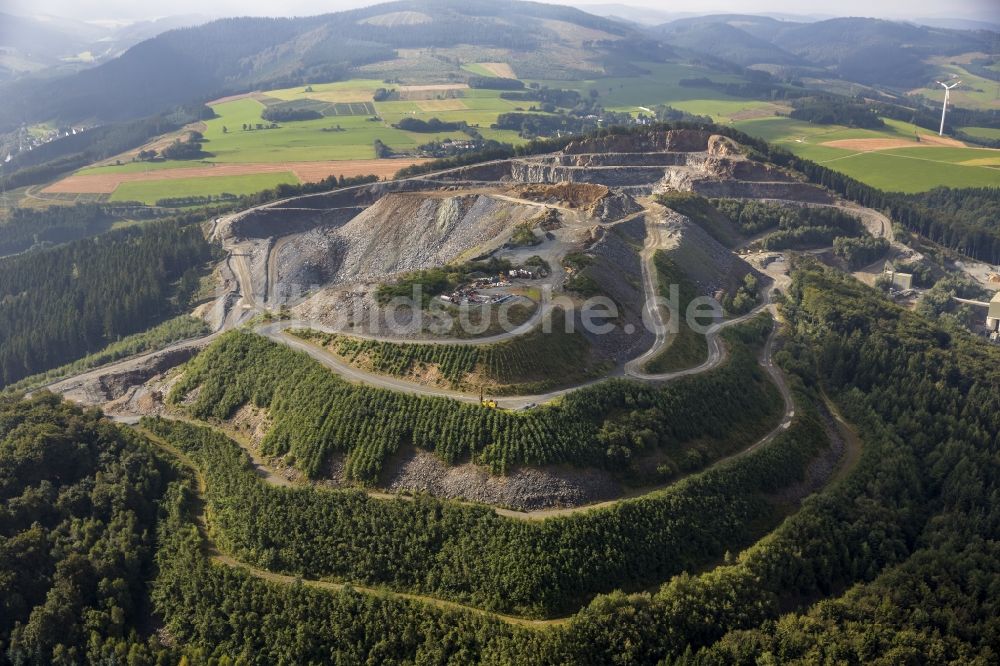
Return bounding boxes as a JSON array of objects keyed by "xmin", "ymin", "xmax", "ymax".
[
  {"xmin": 821, "ymin": 135, "xmax": 965, "ymax": 151},
  {"xmin": 728, "ymin": 104, "xmax": 790, "ymax": 121},
  {"xmin": 960, "ymin": 156, "xmax": 1000, "ymax": 167},
  {"xmin": 206, "ymin": 91, "xmax": 270, "ymax": 106},
  {"xmin": 416, "ymin": 99, "xmax": 468, "ymax": 111},
  {"xmin": 399, "ymin": 84, "xmax": 469, "ymax": 92},
  {"xmin": 476, "ymin": 62, "xmax": 517, "ymax": 78},
  {"xmin": 44, "ymin": 159, "xmax": 431, "ymax": 194}
]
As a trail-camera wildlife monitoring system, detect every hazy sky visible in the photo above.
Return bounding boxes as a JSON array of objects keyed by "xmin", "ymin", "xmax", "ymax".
[{"xmin": 1, "ymin": 0, "xmax": 997, "ymax": 23}]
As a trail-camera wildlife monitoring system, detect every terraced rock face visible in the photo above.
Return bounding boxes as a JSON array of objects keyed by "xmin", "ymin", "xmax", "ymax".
[
  {"xmin": 510, "ymin": 158, "xmax": 671, "ymax": 186},
  {"xmin": 563, "ymin": 128, "xmax": 714, "ymax": 154},
  {"xmin": 273, "ymin": 193, "xmax": 539, "ymax": 289},
  {"xmin": 654, "ymin": 208, "xmax": 759, "ymax": 296},
  {"xmin": 569, "ymin": 215, "xmax": 654, "ymax": 362}
]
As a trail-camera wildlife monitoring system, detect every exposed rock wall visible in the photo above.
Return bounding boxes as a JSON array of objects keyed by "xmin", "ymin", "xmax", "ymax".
[
  {"xmin": 656, "ymin": 209, "xmax": 759, "ymax": 296},
  {"xmin": 579, "ymin": 219, "xmax": 654, "ymax": 362},
  {"xmin": 691, "ymin": 180, "xmax": 833, "ymax": 203},
  {"xmin": 429, "ymin": 161, "xmax": 513, "ymax": 182},
  {"xmin": 382, "ymin": 448, "xmax": 622, "ymax": 511},
  {"xmin": 563, "ymin": 129, "xmax": 712, "ymax": 154},
  {"xmin": 230, "ymin": 206, "xmax": 364, "ymax": 240},
  {"xmin": 274, "ymin": 193, "xmax": 539, "ymax": 288},
  {"xmin": 560, "ymin": 152, "xmax": 690, "ymax": 167},
  {"xmin": 509, "ymin": 160, "xmax": 668, "ymax": 186},
  {"xmin": 591, "ymin": 190, "xmax": 643, "ymax": 220}
]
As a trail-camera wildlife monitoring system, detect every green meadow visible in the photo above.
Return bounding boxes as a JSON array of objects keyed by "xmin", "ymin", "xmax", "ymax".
[
  {"xmin": 460, "ymin": 63, "xmax": 497, "ymax": 77},
  {"xmin": 69, "ymin": 69, "xmax": 999, "ymax": 197},
  {"xmin": 81, "ymin": 85, "xmax": 526, "ymax": 178},
  {"xmin": 916, "ymin": 60, "xmax": 1000, "ymax": 110},
  {"xmin": 530, "ymin": 62, "xmax": 744, "ymax": 110},
  {"xmin": 733, "ymin": 115, "xmax": 1000, "ymax": 192},
  {"xmin": 109, "ymin": 172, "xmax": 300, "ymax": 204},
  {"xmin": 809, "ymin": 150, "xmax": 1000, "ymax": 192},
  {"xmin": 959, "ymin": 126, "xmax": 1000, "ymax": 141}
]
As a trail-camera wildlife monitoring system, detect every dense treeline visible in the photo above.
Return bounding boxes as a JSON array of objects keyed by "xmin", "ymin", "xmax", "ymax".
[
  {"xmin": 833, "ymin": 234, "xmax": 890, "ymax": 269},
  {"xmin": 0, "ymin": 204, "xmax": 115, "ymax": 257},
  {"xmin": 0, "ymin": 219, "xmax": 214, "ymax": 386},
  {"xmin": 260, "ymin": 107, "xmax": 322, "ymax": 122},
  {"xmin": 291, "ymin": 308, "xmax": 606, "ymax": 393},
  {"xmin": 143, "ymin": 390, "xmax": 816, "ymax": 618},
  {"xmin": 151, "ymin": 480, "xmax": 532, "ymax": 664},
  {"xmin": 493, "ymin": 112, "xmax": 597, "ymax": 138},
  {"xmin": 564, "ymin": 262, "xmax": 1000, "ymax": 662},
  {"xmin": 679, "ymin": 77, "xmax": 811, "ymax": 101},
  {"xmin": 9, "ymin": 259, "xmax": 999, "ymax": 661},
  {"xmin": 501, "ymin": 87, "xmax": 583, "ymax": 108},
  {"xmin": 2, "ymin": 315, "xmax": 209, "ymax": 396},
  {"xmin": 711, "ymin": 199, "xmax": 864, "ymax": 250},
  {"xmin": 646, "ymin": 104, "xmax": 714, "ymax": 125},
  {"xmin": 0, "ymin": 394, "xmax": 170, "ymax": 663},
  {"xmin": 907, "ymin": 185, "xmax": 1000, "ymax": 232},
  {"xmin": 685, "ymin": 262, "xmax": 1000, "ymax": 662},
  {"xmin": 160, "ymin": 137, "xmax": 205, "ymax": 159},
  {"xmin": 169, "ymin": 322, "xmax": 781, "ymax": 483},
  {"xmin": 789, "ymin": 96, "xmax": 884, "ymax": 128},
  {"xmin": 394, "ymin": 117, "xmax": 466, "ymax": 132},
  {"xmin": 467, "ymin": 76, "xmax": 525, "ymax": 90}
]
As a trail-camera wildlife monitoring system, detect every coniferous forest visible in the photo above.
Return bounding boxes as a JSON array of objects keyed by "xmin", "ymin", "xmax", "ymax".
[
  {"xmin": 169, "ymin": 320, "xmax": 781, "ymax": 482},
  {"xmin": 0, "ymin": 219, "xmax": 214, "ymax": 386},
  {"xmin": 2, "ymin": 260, "xmax": 998, "ymax": 663}
]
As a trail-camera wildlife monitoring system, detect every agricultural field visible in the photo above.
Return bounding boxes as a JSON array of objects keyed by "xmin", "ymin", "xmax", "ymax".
[
  {"xmin": 914, "ymin": 55, "xmax": 1000, "ymax": 110},
  {"xmin": 733, "ymin": 115, "xmax": 1000, "ymax": 192},
  {"xmin": 960, "ymin": 126, "xmax": 1000, "ymax": 141},
  {"xmin": 38, "ymin": 62, "xmax": 1000, "ymax": 202},
  {"xmin": 109, "ymin": 172, "xmax": 299, "ymax": 204},
  {"xmin": 45, "ymin": 79, "xmax": 528, "ymax": 202},
  {"xmin": 530, "ymin": 62, "xmax": 755, "ymax": 117},
  {"xmin": 461, "ymin": 62, "xmax": 517, "ymax": 78}
]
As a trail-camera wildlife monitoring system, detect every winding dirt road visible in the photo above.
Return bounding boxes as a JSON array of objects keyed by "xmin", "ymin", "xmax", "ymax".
[
  {"xmin": 137, "ymin": 425, "xmax": 564, "ymax": 628},
  {"xmin": 59, "ymin": 169, "xmax": 869, "ymax": 626}
]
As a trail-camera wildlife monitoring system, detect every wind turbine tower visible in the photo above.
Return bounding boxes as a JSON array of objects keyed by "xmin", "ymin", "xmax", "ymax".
[{"xmin": 936, "ymin": 80, "xmax": 961, "ymax": 136}]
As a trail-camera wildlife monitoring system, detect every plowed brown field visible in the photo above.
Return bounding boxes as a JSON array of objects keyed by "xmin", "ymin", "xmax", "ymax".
[{"xmin": 821, "ymin": 134, "xmax": 966, "ymax": 151}]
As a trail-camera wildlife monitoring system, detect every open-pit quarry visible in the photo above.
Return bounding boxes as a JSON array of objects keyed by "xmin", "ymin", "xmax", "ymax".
[{"xmin": 43, "ymin": 128, "xmax": 895, "ymax": 510}]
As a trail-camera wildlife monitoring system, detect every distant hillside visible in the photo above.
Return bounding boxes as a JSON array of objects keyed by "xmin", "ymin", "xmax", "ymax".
[
  {"xmin": 0, "ymin": 0, "xmax": 639, "ymax": 132},
  {"xmin": 653, "ymin": 15, "xmax": 997, "ymax": 88},
  {"xmin": 656, "ymin": 19, "xmax": 802, "ymax": 67},
  {"xmin": 0, "ymin": 12, "xmax": 101, "ymax": 79},
  {"xmin": 0, "ymin": 12, "xmax": 208, "ymax": 83}
]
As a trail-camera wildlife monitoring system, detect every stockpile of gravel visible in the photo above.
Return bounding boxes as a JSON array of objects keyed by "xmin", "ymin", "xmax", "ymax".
[{"xmin": 384, "ymin": 448, "xmax": 622, "ymax": 511}]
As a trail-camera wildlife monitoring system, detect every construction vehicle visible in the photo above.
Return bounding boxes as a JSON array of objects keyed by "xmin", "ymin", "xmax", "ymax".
[{"xmin": 479, "ymin": 386, "xmax": 498, "ymax": 409}]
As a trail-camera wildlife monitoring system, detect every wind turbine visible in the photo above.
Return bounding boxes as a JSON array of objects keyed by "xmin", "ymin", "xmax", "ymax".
[{"xmin": 936, "ymin": 80, "xmax": 961, "ymax": 136}]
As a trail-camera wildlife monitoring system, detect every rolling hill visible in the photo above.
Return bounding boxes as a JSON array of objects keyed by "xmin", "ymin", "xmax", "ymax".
[
  {"xmin": 654, "ymin": 14, "xmax": 997, "ymax": 88},
  {"xmin": 0, "ymin": 12, "xmax": 209, "ymax": 83},
  {"xmin": 0, "ymin": 0, "xmax": 639, "ymax": 132}
]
